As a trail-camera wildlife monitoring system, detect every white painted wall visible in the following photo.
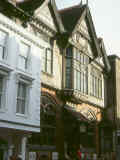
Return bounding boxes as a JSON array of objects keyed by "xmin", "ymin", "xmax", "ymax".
[{"xmin": 0, "ymin": 13, "xmax": 49, "ymax": 133}]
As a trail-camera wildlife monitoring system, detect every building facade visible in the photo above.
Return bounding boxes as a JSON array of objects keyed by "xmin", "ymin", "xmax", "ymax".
[
  {"xmin": 58, "ymin": 3, "xmax": 111, "ymax": 156},
  {"xmin": 0, "ymin": 4, "xmax": 42, "ymax": 159},
  {"xmin": 107, "ymin": 55, "xmax": 120, "ymax": 159},
  {"xmin": 0, "ymin": 0, "xmax": 112, "ymax": 160}
]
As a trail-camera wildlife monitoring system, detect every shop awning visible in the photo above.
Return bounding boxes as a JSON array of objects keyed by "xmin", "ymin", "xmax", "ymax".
[{"xmin": 64, "ymin": 105, "xmax": 96, "ymax": 123}]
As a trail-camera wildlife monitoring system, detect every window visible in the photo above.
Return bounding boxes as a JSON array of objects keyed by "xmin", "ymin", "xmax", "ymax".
[
  {"xmin": 42, "ymin": 48, "xmax": 53, "ymax": 74},
  {"xmin": 19, "ymin": 42, "xmax": 30, "ymax": 70},
  {"xmin": 91, "ymin": 67, "xmax": 102, "ymax": 98},
  {"xmin": 16, "ymin": 82, "xmax": 27, "ymax": 114},
  {"xmin": 0, "ymin": 77, "xmax": 3, "ymax": 109},
  {"xmin": 65, "ymin": 47, "xmax": 73, "ymax": 88},
  {"xmin": 74, "ymin": 48, "xmax": 89, "ymax": 94},
  {"xmin": 0, "ymin": 30, "xmax": 8, "ymax": 60}
]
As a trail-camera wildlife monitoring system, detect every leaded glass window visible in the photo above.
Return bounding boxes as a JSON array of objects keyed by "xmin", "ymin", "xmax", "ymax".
[
  {"xmin": 74, "ymin": 48, "xmax": 89, "ymax": 94},
  {"xmin": 91, "ymin": 67, "xmax": 102, "ymax": 98}
]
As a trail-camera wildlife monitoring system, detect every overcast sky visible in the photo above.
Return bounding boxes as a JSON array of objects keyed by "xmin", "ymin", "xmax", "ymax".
[{"xmin": 56, "ymin": 0, "xmax": 120, "ymax": 56}]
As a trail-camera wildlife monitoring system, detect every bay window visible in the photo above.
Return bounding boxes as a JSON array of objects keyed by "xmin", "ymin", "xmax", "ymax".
[
  {"xmin": 74, "ymin": 48, "xmax": 89, "ymax": 94},
  {"xmin": 65, "ymin": 46, "xmax": 103, "ymax": 99},
  {"xmin": 0, "ymin": 30, "xmax": 8, "ymax": 60}
]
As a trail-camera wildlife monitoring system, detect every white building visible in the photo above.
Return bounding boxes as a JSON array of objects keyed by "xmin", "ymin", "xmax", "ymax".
[{"xmin": 0, "ymin": 12, "xmax": 43, "ymax": 160}]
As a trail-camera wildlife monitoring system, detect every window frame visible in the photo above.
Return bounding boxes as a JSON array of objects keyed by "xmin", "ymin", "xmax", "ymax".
[
  {"xmin": 90, "ymin": 67, "xmax": 103, "ymax": 99},
  {"xmin": 0, "ymin": 29, "xmax": 8, "ymax": 61},
  {"xmin": 0, "ymin": 76, "xmax": 4, "ymax": 109},
  {"xmin": 42, "ymin": 47, "xmax": 53, "ymax": 75},
  {"xmin": 73, "ymin": 47, "xmax": 89, "ymax": 94},
  {"xmin": 16, "ymin": 73, "xmax": 34, "ymax": 116},
  {"xmin": 19, "ymin": 41, "xmax": 30, "ymax": 71},
  {"xmin": 16, "ymin": 82, "xmax": 27, "ymax": 115}
]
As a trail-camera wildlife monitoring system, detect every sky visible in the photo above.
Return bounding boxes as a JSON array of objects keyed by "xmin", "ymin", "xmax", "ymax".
[{"xmin": 56, "ymin": 0, "xmax": 120, "ymax": 56}]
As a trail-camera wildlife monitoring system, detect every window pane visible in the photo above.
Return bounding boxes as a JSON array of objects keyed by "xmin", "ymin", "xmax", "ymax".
[
  {"xmin": 19, "ymin": 56, "xmax": 26, "ymax": 70},
  {"xmin": 47, "ymin": 49, "xmax": 52, "ymax": 61},
  {"xmin": 0, "ymin": 77, "xmax": 3, "ymax": 109},
  {"xmin": 74, "ymin": 69, "xmax": 77, "ymax": 89},
  {"xmin": 17, "ymin": 83, "xmax": 27, "ymax": 114},
  {"xmin": 0, "ymin": 77, "xmax": 3, "ymax": 93},
  {"xmin": 0, "ymin": 95, "xmax": 2, "ymax": 108},
  {"xmin": 0, "ymin": 30, "xmax": 7, "ymax": 46},
  {"xmin": 21, "ymin": 100, "xmax": 26, "ymax": 114},
  {"xmin": 47, "ymin": 60, "xmax": 52, "ymax": 74},
  {"xmin": 78, "ymin": 71, "xmax": 80, "ymax": 90},
  {"xmin": 20, "ymin": 42, "xmax": 29, "ymax": 57},
  {"xmin": 66, "ymin": 46, "xmax": 72, "ymax": 57}
]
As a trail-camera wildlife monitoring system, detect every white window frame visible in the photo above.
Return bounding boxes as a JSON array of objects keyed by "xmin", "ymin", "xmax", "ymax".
[
  {"xmin": 16, "ymin": 73, "xmax": 34, "ymax": 116},
  {"xmin": 0, "ymin": 29, "xmax": 8, "ymax": 61},
  {"xmin": 0, "ymin": 65, "xmax": 12, "ymax": 112},
  {"xmin": 16, "ymin": 82, "xmax": 28, "ymax": 115},
  {"xmin": 19, "ymin": 42, "xmax": 30, "ymax": 71}
]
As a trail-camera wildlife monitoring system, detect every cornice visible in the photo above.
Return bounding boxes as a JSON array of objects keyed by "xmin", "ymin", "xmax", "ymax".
[{"xmin": 0, "ymin": 13, "xmax": 45, "ymax": 49}]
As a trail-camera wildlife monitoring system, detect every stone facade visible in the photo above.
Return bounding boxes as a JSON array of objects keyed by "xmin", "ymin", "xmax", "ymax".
[{"xmin": 0, "ymin": 12, "xmax": 42, "ymax": 159}]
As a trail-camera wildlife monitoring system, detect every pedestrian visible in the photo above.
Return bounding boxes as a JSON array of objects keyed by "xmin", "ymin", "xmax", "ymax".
[
  {"xmin": 111, "ymin": 152, "xmax": 116, "ymax": 160},
  {"xmin": 77, "ymin": 148, "xmax": 82, "ymax": 160}
]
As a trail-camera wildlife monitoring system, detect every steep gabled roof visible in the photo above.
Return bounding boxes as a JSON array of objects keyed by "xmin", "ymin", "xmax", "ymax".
[
  {"xmin": 98, "ymin": 38, "xmax": 111, "ymax": 72},
  {"xmin": 59, "ymin": 4, "xmax": 86, "ymax": 33},
  {"xmin": 17, "ymin": 0, "xmax": 44, "ymax": 12},
  {"xmin": 59, "ymin": 4, "xmax": 102, "ymax": 58},
  {"xmin": 17, "ymin": 0, "xmax": 65, "ymax": 33}
]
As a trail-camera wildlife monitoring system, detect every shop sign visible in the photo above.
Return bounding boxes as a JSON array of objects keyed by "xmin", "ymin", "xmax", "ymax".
[{"xmin": 52, "ymin": 152, "xmax": 58, "ymax": 160}]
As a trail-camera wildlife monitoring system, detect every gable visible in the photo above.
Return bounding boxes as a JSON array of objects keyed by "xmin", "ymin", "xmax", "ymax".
[
  {"xmin": 35, "ymin": 2, "xmax": 57, "ymax": 31},
  {"xmin": 70, "ymin": 18, "xmax": 95, "ymax": 57},
  {"xmin": 96, "ymin": 57, "xmax": 105, "ymax": 66},
  {"xmin": 68, "ymin": 7, "xmax": 102, "ymax": 59},
  {"xmin": 79, "ymin": 19, "xmax": 90, "ymax": 38}
]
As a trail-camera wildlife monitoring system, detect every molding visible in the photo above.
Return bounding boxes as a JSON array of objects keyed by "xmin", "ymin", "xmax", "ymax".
[
  {"xmin": 41, "ymin": 82, "xmax": 61, "ymax": 92},
  {"xmin": 0, "ymin": 119, "xmax": 40, "ymax": 129},
  {"xmin": 0, "ymin": 13, "xmax": 44, "ymax": 49}
]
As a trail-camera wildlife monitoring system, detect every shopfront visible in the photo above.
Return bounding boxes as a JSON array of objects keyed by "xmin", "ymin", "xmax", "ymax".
[
  {"xmin": 28, "ymin": 90, "xmax": 62, "ymax": 160},
  {"xmin": 64, "ymin": 103, "xmax": 101, "ymax": 155}
]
